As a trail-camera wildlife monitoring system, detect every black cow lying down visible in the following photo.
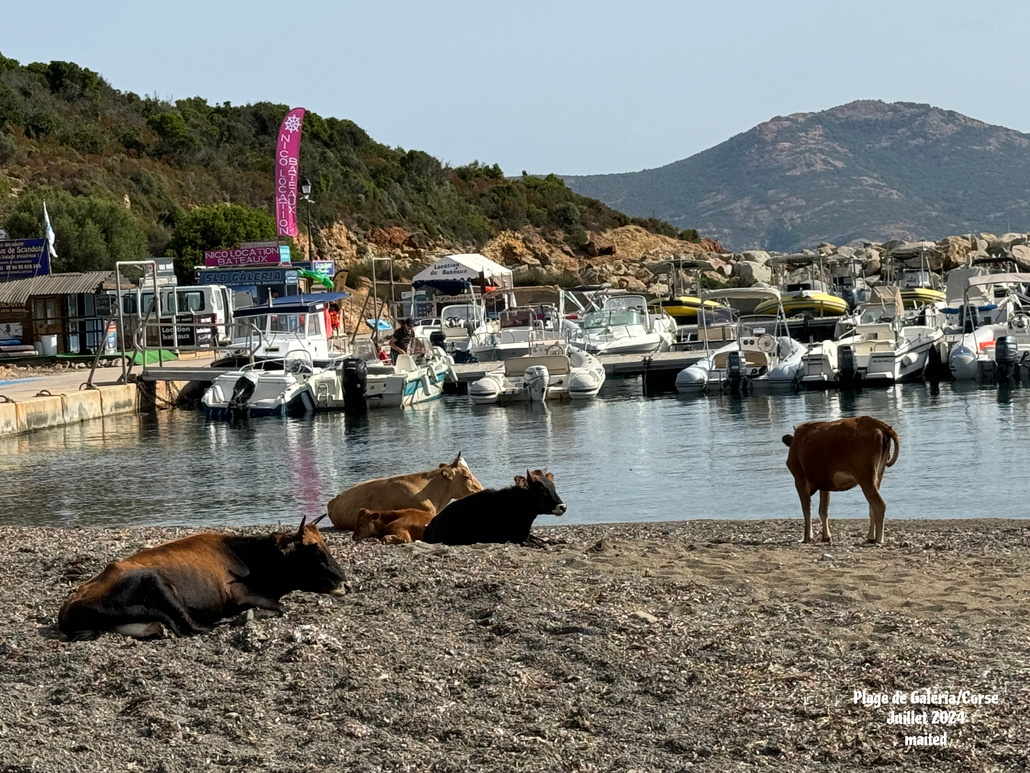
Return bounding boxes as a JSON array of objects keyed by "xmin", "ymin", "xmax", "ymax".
[
  {"xmin": 423, "ymin": 469, "xmax": 565, "ymax": 545},
  {"xmin": 58, "ymin": 516, "xmax": 345, "ymax": 640}
]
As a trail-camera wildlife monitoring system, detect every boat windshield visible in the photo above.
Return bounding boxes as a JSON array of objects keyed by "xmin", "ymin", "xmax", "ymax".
[
  {"xmin": 500, "ymin": 309, "xmax": 535, "ymax": 329},
  {"xmin": 583, "ymin": 309, "xmax": 644, "ymax": 329},
  {"xmin": 738, "ymin": 315, "xmax": 780, "ymax": 337},
  {"xmin": 858, "ymin": 306, "xmax": 898, "ymax": 325}
]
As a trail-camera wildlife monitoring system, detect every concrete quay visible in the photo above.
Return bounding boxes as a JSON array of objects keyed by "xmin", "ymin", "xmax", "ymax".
[{"xmin": 0, "ymin": 370, "xmax": 140, "ymax": 437}]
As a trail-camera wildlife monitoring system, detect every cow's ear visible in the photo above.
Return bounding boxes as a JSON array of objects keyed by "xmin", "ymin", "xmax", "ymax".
[
  {"xmin": 544, "ymin": 471, "xmax": 554, "ymax": 481},
  {"xmin": 514, "ymin": 475, "xmax": 528, "ymax": 489}
]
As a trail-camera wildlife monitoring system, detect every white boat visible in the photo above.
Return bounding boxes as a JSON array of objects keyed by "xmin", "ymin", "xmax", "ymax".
[
  {"xmin": 437, "ymin": 300, "xmax": 495, "ymax": 356},
  {"xmin": 569, "ymin": 295, "xmax": 676, "ymax": 355},
  {"xmin": 468, "ymin": 349, "xmax": 606, "ymax": 404},
  {"xmin": 948, "ymin": 273, "xmax": 1030, "ymax": 382},
  {"xmin": 202, "ymin": 295, "xmax": 350, "ymax": 419},
  {"xmin": 675, "ymin": 289, "xmax": 806, "ymax": 394},
  {"xmin": 801, "ymin": 286, "xmax": 942, "ymax": 387},
  {"xmin": 468, "ymin": 305, "xmax": 569, "ymax": 362},
  {"xmin": 342, "ymin": 336, "xmax": 457, "ymax": 409}
]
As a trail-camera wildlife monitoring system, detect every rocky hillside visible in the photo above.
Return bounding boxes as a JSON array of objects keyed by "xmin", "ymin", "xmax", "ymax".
[{"xmin": 564, "ymin": 100, "xmax": 1030, "ymax": 252}]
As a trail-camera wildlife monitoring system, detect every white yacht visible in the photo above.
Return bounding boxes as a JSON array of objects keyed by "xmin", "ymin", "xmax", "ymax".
[
  {"xmin": 342, "ymin": 336, "xmax": 457, "ymax": 409},
  {"xmin": 949, "ymin": 273, "xmax": 1030, "ymax": 382},
  {"xmin": 202, "ymin": 295, "xmax": 350, "ymax": 419},
  {"xmin": 802, "ymin": 287, "xmax": 943, "ymax": 387},
  {"xmin": 468, "ymin": 349, "xmax": 606, "ymax": 404},
  {"xmin": 569, "ymin": 295, "xmax": 676, "ymax": 355},
  {"xmin": 437, "ymin": 301, "xmax": 495, "ymax": 356},
  {"xmin": 468, "ymin": 305, "xmax": 568, "ymax": 362}
]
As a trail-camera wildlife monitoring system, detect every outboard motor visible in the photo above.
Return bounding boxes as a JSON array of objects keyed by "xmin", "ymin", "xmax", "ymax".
[
  {"xmin": 726, "ymin": 350, "xmax": 749, "ymax": 394},
  {"xmin": 341, "ymin": 357, "xmax": 368, "ymax": 410},
  {"xmin": 429, "ymin": 330, "xmax": 447, "ymax": 349},
  {"xmin": 838, "ymin": 344, "xmax": 858, "ymax": 386},
  {"xmin": 995, "ymin": 335, "xmax": 1019, "ymax": 384},
  {"xmin": 524, "ymin": 365, "xmax": 550, "ymax": 402},
  {"xmin": 227, "ymin": 372, "xmax": 259, "ymax": 419}
]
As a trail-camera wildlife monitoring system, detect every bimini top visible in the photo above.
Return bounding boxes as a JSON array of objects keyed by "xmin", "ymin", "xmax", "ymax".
[
  {"xmin": 412, "ymin": 253, "xmax": 513, "ymax": 294},
  {"xmin": 701, "ymin": 286, "xmax": 781, "ymax": 302}
]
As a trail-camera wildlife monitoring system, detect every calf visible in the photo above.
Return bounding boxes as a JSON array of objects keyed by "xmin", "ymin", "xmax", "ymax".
[
  {"xmin": 783, "ymin": 416, "xmax": 900, "ymax": 544},
  {"xmin": 58, "ymin": 516, "xmax": 345, "ymax": 640},
  {"xmin": 327, "ymin": 452, "xmax": 482, "ymax": 530},
  {"xmin": 353, "ymin": 507, "xmax": 435, "ymax": 544},
  {"xmin": 422, "ymin": 469, "xmax": 566, "ymax": 546}
]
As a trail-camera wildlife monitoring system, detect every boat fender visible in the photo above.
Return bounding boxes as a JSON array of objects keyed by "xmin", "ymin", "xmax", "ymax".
[{"xmin": 421, "ymin": 373, "xmax": 433, "ymax": 395}]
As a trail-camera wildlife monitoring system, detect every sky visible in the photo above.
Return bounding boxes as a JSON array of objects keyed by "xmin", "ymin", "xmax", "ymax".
[{"xmin": 4, "ymin": 0, "xmax": 1030, "ymax": 176}]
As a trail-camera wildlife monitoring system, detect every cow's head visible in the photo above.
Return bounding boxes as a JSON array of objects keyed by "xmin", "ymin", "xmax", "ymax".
[
  {"xmin": 438, "ymin": 452, "xmax": 483, "ymax": 500},
  {"xmin": 278, "ymin": 515, "xmax": 346, "ymax": 593},
  {"xmin": 353, "ymin": 509, "xmax": 385, "ymax": 542},
  {"xmin": 514, "ymin": 469, "xmax": 566, "ymax": 516}
]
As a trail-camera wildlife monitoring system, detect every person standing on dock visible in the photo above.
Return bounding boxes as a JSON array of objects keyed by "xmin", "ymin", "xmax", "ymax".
[{"xmin": 390, "ymin": 318, "xmax": 414, "ymax": 364}]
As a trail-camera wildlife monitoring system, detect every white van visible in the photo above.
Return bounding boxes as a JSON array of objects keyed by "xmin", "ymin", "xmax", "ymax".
[{"xmin": 116, "ymin": 285, "xmax": 235, "ymax": 346}]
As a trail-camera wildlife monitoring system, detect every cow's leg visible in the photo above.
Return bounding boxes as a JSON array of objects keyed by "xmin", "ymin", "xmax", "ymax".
[
  {"xmin": 860, "ymin": 480, "xmax": 887, "ymax": 544},
  {"xmin": 383, "ymin": 532, "xmax": 408, "ymax": 544},
  {"xmin": 795, "ymin": 481, "xmax": 813, "ymax": 543},
  {"xmin": 105, "ymin": 572, "xmax": 211, "ymax": 636},
  {"xmin": 818, "ymin": 489, "xmax": 832, "ymax": 543},
  {"xmin": 229, "ymin": 584, "xmax": 286, "ymax": 614}
]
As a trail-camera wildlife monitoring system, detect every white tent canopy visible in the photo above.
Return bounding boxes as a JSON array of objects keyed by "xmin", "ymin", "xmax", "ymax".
[{"xmin": 412, "ymin": 253, "xmax": 513, "ymax": 291}]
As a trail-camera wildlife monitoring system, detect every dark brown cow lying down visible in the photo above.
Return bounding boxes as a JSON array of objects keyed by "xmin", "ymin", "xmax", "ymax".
[
  {"xmin": 58, "ymin": 516, "xmax": 345, "ymax": 640},
  {"xmin": 353, "ymin": 508, "xmax": 435, "ymax": 544},
  {"xmin": 783, "ymin": 416, "xmax": 900, "ymax": 545}
]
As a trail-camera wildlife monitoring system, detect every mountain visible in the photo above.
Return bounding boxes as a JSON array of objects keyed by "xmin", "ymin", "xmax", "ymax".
[
  {"xmin": 564, "ymin": 100, "xmax": 1030, "ymax": 252},
  {"xmin": 0, "ymin": 54, "xmax": 698, "ymax": 278}
]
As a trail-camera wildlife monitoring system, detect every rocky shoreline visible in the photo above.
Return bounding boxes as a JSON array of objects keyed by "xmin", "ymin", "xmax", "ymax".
[{"xmin": 1, "ymin": 518, "xmax": 1028, "ymax": 772}]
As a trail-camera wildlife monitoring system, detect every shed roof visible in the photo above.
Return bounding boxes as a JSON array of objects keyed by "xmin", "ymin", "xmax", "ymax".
[{"xmin": 0, "ymin": 271, "xmax": 115, "ymax": 308}]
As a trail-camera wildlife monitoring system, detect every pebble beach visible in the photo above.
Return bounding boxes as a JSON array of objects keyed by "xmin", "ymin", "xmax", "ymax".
[{"xmin": 1, "ymin": 518, "xmax": 1028, "ymax": 772}]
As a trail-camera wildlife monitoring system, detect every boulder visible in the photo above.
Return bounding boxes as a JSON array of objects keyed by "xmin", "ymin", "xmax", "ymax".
[
  {"xmin": 937, "ymin": 235, "xmax": 973, "ymax": 272},
  {"xmin": 816, "ymin": 242, "xmax": 837, "ymax": 256},
  {"xmin": 741, "ymin": 250, "xmax": 771, "ymax": 264},
  {"xmin": 731, "ymin": 260, "xmax": 772, "ymax": 287},
  {"xmin": 583, "ymin": 231, "xmax": 616, "ymax": 257},
  {"xmin": 613, "ymin": 276, "xmax": 647, "ymax": 293},
  {"xmin": 1011, "ymin": 244, "xmax": 1030, "ymax": 271}
]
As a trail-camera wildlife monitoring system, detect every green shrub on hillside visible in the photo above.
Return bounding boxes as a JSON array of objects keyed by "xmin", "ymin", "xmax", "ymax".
[{"xmin": 165, "ymin": 204, "xmax": 277, "ymax": 280}]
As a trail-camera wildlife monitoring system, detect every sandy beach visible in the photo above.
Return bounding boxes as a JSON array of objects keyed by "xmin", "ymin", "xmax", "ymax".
[{"xmin": 1, "ymin": 518, "xmax": 1028, "ymax": 772}]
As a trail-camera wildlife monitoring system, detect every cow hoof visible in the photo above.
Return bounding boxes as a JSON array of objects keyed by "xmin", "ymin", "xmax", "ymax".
[{"xmin": 821, "ymin": 537, "xmax": 832, "ymax": 544}]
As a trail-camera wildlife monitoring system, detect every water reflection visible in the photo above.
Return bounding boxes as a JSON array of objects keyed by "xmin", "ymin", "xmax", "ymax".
[{"xmin": 2, "ymin": 380, "xmax": 1030, "ymax": 527}]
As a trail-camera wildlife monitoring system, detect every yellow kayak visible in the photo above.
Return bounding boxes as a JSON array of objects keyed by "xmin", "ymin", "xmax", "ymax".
[
  {"xmin": 753, "ymin": 291, "xmax": 849, "ymax": 317},
  {"xmin": 650, "ymin": 296, "xmax": 728, "ymax": 323},
  {"xmin": 899, "ymin": 287, "xmax": 946, "ymax": 308}
]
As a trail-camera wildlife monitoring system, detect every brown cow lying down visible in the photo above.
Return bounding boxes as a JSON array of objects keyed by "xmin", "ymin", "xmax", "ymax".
[
  {"xmin": 327, "ymin": 452, "xmax": 482, "ymax": 530},
  {"xmin": 58, "ymin": 516, "xmax": 345, "ymax": 640},
  {"xmin": 353, "ymin": 508, "xmax": 435, "ymax": 544},
  {"xmin": 783, "ymin": 416, "xmax": 900, "ymax": 545}
]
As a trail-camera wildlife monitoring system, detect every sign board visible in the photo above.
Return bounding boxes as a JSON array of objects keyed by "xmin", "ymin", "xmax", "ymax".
[
  {"xmin": 311, "ymin": 260, "xmax": 335, "ymax": 278},
  {"xmin": 144, "ymin": 257, "xmax": 178, "ymax": 287},
  {"xmin": 203, "ymin": 246, "xmax": 285, "ymax": 268},
  {"xmin": 279, "ymin": 245, "xmax": 292, "ymax": 264},
  {"xmin": 197, "ymin": 268, "xmax": 299, "ymax": 288},
  {"xmin": 0, "ymin": 321, "xmax": 23, "ymax": 342},
  {"xmin": 0, "ymin": 239, "xmax": 49, "ymax": 280}
]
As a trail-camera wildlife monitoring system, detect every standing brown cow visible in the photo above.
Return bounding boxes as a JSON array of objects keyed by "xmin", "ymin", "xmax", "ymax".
[{"xmin": 782, "ymin": 416, "xmax": 900, "ymax": 545}]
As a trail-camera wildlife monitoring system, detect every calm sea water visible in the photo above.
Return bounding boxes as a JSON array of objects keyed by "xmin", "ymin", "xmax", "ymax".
[{"xmin": 1, "ymin": 379, "xmax": 1028, "ymax": 528}]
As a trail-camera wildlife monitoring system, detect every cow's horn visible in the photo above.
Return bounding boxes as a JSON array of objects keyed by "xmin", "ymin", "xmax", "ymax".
[
  {"xmin": 296, "ymin": 515, "xmax": 307, "ymax": 538},
  {"xmin": 311, "ymin": 513, "xmax": 328, "ymax": 527}
]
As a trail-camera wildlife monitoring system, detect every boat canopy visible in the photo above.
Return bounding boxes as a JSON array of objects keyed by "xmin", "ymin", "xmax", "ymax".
[
  {"xmin": 862, "ymin": 285, "xmax": 904, "ymax": 309},
  {"xmin": 701, "ymin": 287, "xmax": 781, "ymax": 302},
  {"xmin": 963, "ymin": 272, "xmax": 1030, "ymax": 288},
  {"xmin": 273, "ymin": 292, "xmax": 349, "ymax": 305},
  {"xmin": 412, "ymin": 253, "xmax": 513, "ymax": 294},
  {"xmin": 236, "ymin": 294, "xmax": 345, "ymax": 318}
]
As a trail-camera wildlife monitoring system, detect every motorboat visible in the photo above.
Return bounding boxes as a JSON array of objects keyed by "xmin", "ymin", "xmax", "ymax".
[
  {"xmin": 341, "ymin": 336, "xmax": 457, "ymax": 409},
  {"xmin": 202, "ymin": 295, "xmax": 351, "ymax": 419},
  {"xmin": 948, "ymin": 273, "xmax": 1030, "ymax": 383},
  {"xmin": 753, "ymin": 281, "xmax": 849, "ymax": 318},
  {"xmin": 468, "ymin": 349, "xmax": 606, "ymax": 404},
  {"xmin": 800, "ymin": 287, "xmax": 940, "ymax": 387},
  {"xmin": 897, "ymin": 268, "xmax": 946, "ymax": 309},
  {"xmin": 435, "ymin": 300, "xmax": 495, "ymax": 357},
  {"xmin": 676, "ymin": 294, "xmax": 807, "ymax": 394},
  {"xmin": 643, "ymin": 257, "xmax": 730, "ymax": 324},
  {"xmin": 569, "ymin": 295, "xmax": 676, "ymax": 355},
  {"xmin": 649, "ymin": 296, "xmax": 729, "ymax": 325},
  {"xmin": 468, "ymin": 305, "xmax": 568, "ymax": 361}
]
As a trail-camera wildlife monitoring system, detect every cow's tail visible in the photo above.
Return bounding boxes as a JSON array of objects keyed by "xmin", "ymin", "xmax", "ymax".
[
  {"xmin": 782, "ymin": 434, "xmax": 793, "ymax": 447},
  {"xmin": 880, "ymin": 423, "xmax": 900, "ymax": 467}
]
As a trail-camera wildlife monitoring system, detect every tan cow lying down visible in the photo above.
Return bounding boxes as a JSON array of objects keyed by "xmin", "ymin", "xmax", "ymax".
[
  {"xmin": 327, "ymin": 453, "xmax": 482, "ymax": 530},
  {"xmin": 783, "ymin": 416, "xmax": 900, "ymax": 545},
  {"xmin": 353, "ymin": 508, "xmax": 434, "ymax": 543}
]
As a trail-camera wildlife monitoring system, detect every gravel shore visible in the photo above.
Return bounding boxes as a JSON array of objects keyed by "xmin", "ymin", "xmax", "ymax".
[{"xmin": 1, "ymin": 519, "xmax": 1028, "ymax": 772}]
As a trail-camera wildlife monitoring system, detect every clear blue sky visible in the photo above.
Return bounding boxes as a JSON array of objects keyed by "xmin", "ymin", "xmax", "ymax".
[{"xmin": 4, "ymin": 0, "xmax": 1029, "ymax": 176}]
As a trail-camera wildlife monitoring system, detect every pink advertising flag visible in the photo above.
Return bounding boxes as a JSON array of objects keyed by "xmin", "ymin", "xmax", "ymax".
[{"xmin": 275, "ymin": 107, "xmax": 306, "ymax": 237}]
